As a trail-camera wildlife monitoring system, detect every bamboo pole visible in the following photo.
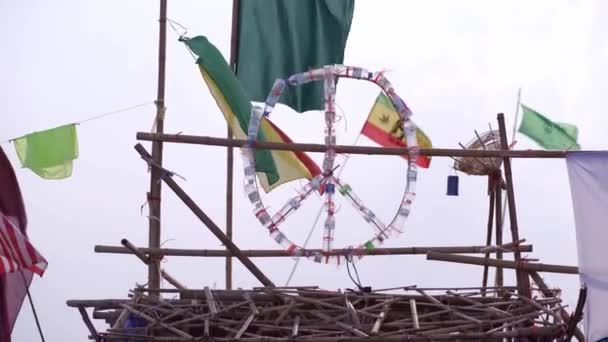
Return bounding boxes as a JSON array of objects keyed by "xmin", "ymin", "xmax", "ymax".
[
  {"xmin": 494, "ymin": 171, "xmax": 504, "ymax": 289},
  {"xmin": 415, "ymin": 289, "xmax": 482, "ymax": 324},
  {"xmin": 225, "ymin": 0, "xmax": 241, "ymax": 291},
  {"xmin": 497, "ymin": 113, "xmax": 531, "ymax": 297},
  {"xmin": 92, "ymin": 310, "xmax": 120, "ymax": 321},
  {"xmin": 147, "ymin": 0, "xmax": 168, "ymax": 296},
  {"xmin": 94, "ymin": 244, "xmax": 533, "ymax": 257},
  {"xmin": 136, "ymin": 132, "xmax": 570, "ymax": 158},
  {"xmin": 121, "ymin": 238, "xmax": 149, "ymax": 264},
  {"xmin": 427, "ymin": 252, "xmax": 578, "ymax": 274},
  {"xmin": 225, "ymin": 118, "xmax": 234, "ymax": 288},
  {"xmin": 445, "ymin": 290, "xmax": 510, "ymax": 317},
  {"xmin": 78, "ymin": 307, "xmax": 101, "ymax": 342},
  {"xmin": 479, "ymin": 239, "xmax": 526, "ymax": 253},
  {"xmin": 566, "ymin": 287, "xmax": 586, "ymax": 340},
  {"xmin": 161, "ymin": 270, "xmax": 187, "ymax": 290},
  {"xmin": 121, "ymin": 239, "xmax": 187, "ymax": 290},
  {"xmin": 66, "ymin": 299, "xmax": 131, "ymax": 308},
  {"xmin": 481, "ymin": 179, "xmax": 495, "ymax": 296},
  {"xmin": 135, "ymin": 143, "xmax": 275, "ymax": 287}
]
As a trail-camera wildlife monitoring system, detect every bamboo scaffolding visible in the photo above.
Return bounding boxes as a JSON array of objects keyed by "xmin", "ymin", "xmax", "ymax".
[
  {"xmin": 135, "ymin": 143, "xmax": 275, "ymax": 288},
  {"xmin": 65, "ymin": 36, "xmax": 584, "ymax": 340},
  {"xmin": 136, "ymin": 132, "xmax": 569, "ymax": 158},
  {"xmin": 94, "ymin": 243, "xmax": 533, "ymax": 258}
]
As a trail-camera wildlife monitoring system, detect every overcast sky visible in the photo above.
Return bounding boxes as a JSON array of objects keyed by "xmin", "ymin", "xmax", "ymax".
[{"xmin": 2, "ymin": 1, "xmax": 606, "ymax": 340}]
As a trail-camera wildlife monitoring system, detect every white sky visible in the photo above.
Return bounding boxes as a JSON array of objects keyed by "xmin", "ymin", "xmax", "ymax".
[{"xmin": 2, "ymin": 1, "xmax": 606, "ymax": 340}]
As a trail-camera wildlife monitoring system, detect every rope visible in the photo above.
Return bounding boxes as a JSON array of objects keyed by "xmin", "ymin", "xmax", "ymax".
[
  {"xmin": 0, "ymin": 102, "xmax": 153, "ymax": 145},
  {"xmin": 284, "ymin": 205, "xmax": 324, "ymax": 286},
  {"xmin": 346, "ymin": 257, "xmax": 362, "ymax": 290},
  {"xmin": 167, "ymin": 18, "xmax": 198, "ymax": 61},
  {"xmin": 77, "ymin": 102, "xmax": 152, "ymax": 124},
  {"xmin": 167, "ymin": 18, "xmax": 188, "ymax": 38}
]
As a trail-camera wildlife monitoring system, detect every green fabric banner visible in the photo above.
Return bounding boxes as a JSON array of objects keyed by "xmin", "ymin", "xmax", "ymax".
[
  {"xmin": 182, "ymin": 35, "xmax": 279, "ymax": 184},
  {"xmin": 13, "ymin": 124, "xmax": 79, "ymax": 179},
  {"xmin": 518, "ymin": 104, "xmax": 580, "ymax": 150},
  {"xmin": 236, "ymin": 0, "xmax": 355, "ymax": 113}
]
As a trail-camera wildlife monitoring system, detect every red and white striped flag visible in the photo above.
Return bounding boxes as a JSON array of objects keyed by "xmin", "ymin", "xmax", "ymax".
[{"xmin": 0, "ymin": 211, "xmax": 47, "ymax": 276}]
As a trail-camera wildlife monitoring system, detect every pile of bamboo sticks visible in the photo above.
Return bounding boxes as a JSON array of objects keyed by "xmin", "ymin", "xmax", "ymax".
[{"xmin": 67, "ymin": 286, "xmax": 569, "ymax": 341}]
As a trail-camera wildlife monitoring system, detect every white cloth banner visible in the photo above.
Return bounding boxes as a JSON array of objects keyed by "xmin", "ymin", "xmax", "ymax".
[{"xmin": 567, "ymin": 151, "xmax": 608, "ymax": 341}]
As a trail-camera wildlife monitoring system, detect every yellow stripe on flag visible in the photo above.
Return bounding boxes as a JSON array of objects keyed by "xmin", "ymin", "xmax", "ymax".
[
  {"xmin": 201, "ymin": 68, "xmax": 315, "ymax": 192},
  {"xmin": 258, "ymin": 122, "xmax": 315, "ymax": 192}
]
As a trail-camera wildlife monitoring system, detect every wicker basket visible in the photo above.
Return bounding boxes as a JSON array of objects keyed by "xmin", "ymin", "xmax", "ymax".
[{"xmin": 453, "ymin": 130, "xmax": 503, "ymax": 175}]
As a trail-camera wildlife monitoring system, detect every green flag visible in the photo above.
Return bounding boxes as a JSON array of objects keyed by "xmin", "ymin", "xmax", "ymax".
[
  {"xmin": 518, "ymin": 104, "xmax": 580, "ymax": 150},
  {"xmin": 236, "ymin": 0, "xmax": 355, "ymax": 113},
  {"xmin": 13, "ymin": 124, "xmax": 79, "ymax": 179}
]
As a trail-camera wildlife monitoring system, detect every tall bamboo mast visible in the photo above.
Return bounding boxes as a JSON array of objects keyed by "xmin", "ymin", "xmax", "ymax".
[
  {"xmin": 147, "ymin": 0, "xmax": 168, "ymax": 294},
  {"xmin": 225, "ymin": 0, "xmax": 241, "ymax": 290}
]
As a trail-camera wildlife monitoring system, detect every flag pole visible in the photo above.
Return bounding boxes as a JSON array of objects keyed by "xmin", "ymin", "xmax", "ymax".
[
  {"xmin": 511, "ymin": 88, "xmax": 522, "ymax": 142},
  {"xmin": 225, "ymin": 0, "xmax": 241, "ymax": 290},
  {"xmin": 20, "ymin": 271, "xmax": 45, "ymax": 342}
]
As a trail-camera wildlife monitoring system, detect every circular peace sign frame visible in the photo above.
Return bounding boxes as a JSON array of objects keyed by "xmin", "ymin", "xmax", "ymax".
[{"xmin": 241, "ymin": 65, "xmax": 420, "ymax": 265}]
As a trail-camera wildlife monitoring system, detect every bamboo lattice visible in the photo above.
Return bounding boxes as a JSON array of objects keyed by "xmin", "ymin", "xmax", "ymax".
[{"xmin": 68, "ymin": 286, "xmax": 569, "ymax": 341}]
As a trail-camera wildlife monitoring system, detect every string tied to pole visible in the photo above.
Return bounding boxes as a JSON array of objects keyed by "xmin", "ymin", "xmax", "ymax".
[
  {"xmin": 150, "ymin": 100, "xmax": 167, "ymax": 133},
  {"xmin": 345, "ymin": 252, "xmax": 371, "ymax": 293},
  {"xmin": 141, "ymin": 155, "xmax": 186, "ymax": 183}
]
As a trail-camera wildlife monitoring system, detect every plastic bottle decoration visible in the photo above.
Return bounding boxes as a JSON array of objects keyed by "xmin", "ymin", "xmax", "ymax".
[{"xmin": 241, "ymin": 64, "xmax": 421, "ymax": 265}]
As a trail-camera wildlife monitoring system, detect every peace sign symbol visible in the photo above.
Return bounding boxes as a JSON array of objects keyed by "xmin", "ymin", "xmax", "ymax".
[{"xmin": 241, "ymin": 65, "xmax": 420, "ymax": 265}]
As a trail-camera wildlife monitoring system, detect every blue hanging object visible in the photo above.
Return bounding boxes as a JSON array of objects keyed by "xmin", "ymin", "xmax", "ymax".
[{"xmin": 447, "ymin": 175, "xmax": 459, "ymax": 196}]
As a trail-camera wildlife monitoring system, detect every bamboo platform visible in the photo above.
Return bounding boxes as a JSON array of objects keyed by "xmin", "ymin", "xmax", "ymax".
[{"xmin": 68, "ymin": 286, "xmax": 572, "ymax": 341}]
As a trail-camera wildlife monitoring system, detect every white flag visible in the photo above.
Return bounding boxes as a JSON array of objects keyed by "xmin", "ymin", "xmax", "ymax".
[{"xmin": 566, "ymin": 151, "xmax": 608, "ymax": 341}]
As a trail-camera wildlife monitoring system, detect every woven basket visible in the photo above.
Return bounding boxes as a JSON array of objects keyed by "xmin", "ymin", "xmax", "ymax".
[{"xmin": 453, "ymin": 130, "xmax": 503, "ymax": 175}]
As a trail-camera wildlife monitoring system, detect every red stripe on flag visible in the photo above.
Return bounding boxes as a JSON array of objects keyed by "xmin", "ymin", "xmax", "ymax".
[
  {"xmin": 266, "ymin": 119, "xmax": 322, "ymax": 177},
  {"xmin": 0, "ymin": 212, "xmax": 46, "ymax": 276},
  {"xmin": 361, "ymin": 122, "xmax": 431, "ymax": 168},
  {"xmin": 5, "ymin": 218, "xmax": 28, "ymax": 268},
  {"xmin": 0, "ymin": 230, "xmax": 15, "ymax": 273},
  {"xmin": 0, "ymin": 256, "xmax": 6, "ymax": 274},
  {"xmin": 30, "ymin": 265, "xmax": 43, "ymax": 275}
]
